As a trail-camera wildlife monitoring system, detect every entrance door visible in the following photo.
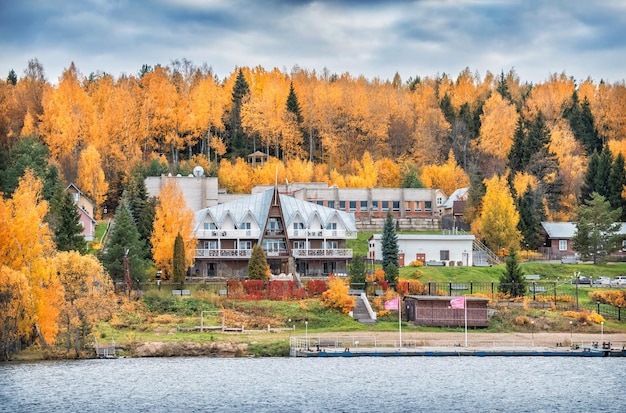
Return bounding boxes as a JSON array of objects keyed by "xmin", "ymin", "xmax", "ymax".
[
  {"xmin": 416, "ymin": 253, "xmax": 426, "ymax": 264},
  {"xmin": 398, "ymin": 253, "xmax": 405, "ymax": 267}
]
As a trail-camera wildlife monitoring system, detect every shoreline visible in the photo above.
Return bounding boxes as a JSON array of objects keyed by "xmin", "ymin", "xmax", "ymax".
[{"xmin": 9, "ymin": 331, "xmax": 626, "ymax": 361}]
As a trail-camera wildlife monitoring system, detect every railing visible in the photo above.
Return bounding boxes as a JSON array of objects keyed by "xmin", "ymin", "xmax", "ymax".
[
  {"xmin": 292, "ymin": 248, "xmax": 353, "ymax": 258},
  {"xmin": 288, "ymin": 229, "xmax": 357, "ymax": 239},
  {"xmin": 195, "ymin": 249, "xmax": 252, "ymax": 258},
  {"xmin": 195, "ymin": 229, "xmax": 260, "ymax": 239}
]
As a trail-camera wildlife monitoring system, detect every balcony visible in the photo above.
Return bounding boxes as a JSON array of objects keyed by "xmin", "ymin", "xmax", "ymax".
[
  {"xmin": 287, "ymin": 229, "xmax": 357, "ymax": 239},
  {"xmin": 292, "ymin": 248, "xmax": 353, "ymax": 259},
  {"xmin": 195, "ymin": 249, "xmax": 252, "ymax": 259},
  {"xmin": 265, "ymin": 250, "xmax": 290, "ymax": 257},
  {"xmin": 196, "ymin": 229, "xmax": 260, "ymax": 239}
]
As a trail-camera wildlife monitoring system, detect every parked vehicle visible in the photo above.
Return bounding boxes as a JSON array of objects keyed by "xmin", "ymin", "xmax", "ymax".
[
  {"xmin": 610, "ymin": 276, "xmax": 626, "ymax": 287},
  {"xmin": 593, "ymin": 276, "xmax": 611, "ymax": 286},
  {"xmin": 571, "ymin": 276, "xmax": 591, "ymax": 285}
]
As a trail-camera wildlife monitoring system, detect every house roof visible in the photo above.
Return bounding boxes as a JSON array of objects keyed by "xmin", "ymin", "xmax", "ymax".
[
  {"xmin": 405, "ymin": 295, "xmax": 490, "ymax": 302},
  {"xmin": 194, "ymin": 188, "xmax": 357, "ymax": 238},
  {"xmin": 65, "ymin": 183, "xmax": 95, "ymax": 205},
  {"xmin": 542, "ymin": 221, "xmax": 626, "ymax": 239},
  {"xmin": 77, "ymin": 207, "xmax": 97, "ymax": 223},
  {"xmin": 442, "ymin": 187, "xmax": 469, "ymax": 209}
]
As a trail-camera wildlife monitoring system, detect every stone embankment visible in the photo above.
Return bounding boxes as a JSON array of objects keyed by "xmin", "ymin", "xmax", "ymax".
[{"xmin": 129, "ymin": 341, "xmax": 248, "ymax": 357}]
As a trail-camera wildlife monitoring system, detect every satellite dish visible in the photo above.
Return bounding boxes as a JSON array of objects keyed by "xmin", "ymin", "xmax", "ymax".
[{"xmin": 192, "ymin": 166, "xmax": 205, "ymax": 177}]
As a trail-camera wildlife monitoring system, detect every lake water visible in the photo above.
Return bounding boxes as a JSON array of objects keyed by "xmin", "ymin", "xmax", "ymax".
[{"xmin": 1, "ymin": 356, "xmax": 624, "ymax": 412}]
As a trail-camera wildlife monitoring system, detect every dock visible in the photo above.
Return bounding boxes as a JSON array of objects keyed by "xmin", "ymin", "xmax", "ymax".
[{"xmin": 289, "ymin": 336, "xmax": 626, "ymax": 358}]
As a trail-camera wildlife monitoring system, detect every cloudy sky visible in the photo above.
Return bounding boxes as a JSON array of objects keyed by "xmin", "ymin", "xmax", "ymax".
[{"xmin": 1, "ymin": 0, "xmax": 625, "ymax": 85}]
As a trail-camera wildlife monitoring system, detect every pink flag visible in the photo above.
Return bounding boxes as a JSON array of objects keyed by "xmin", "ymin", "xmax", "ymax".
[
  {"xmin": 450, "ymin": 296, "xmax": 465, "ymax": 309},
  {"xmin": 384, "ymin": 297, "xmax": 399, "ymax": 310}
]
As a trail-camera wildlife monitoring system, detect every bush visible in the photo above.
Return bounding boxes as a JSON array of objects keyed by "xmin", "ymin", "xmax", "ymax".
[{"xmin": 321, "ymin": 276, "xmax": 355, "ymax": 313}]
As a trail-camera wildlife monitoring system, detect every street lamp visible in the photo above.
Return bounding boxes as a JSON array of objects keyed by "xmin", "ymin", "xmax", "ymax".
[
  {"xmin": 601, "ymin": 321, "xmax": 604, "ymax": 343},
  {"xmin": 305, "ymin": 318, "xmax": 309, "ymax": 350},
  {"xmin": 531, "ymin": 320, "xmax": 535, "ymax": 346},
  {"xmin": 569, "ymin": 321, "xmax": 573, "ymax": 345}
]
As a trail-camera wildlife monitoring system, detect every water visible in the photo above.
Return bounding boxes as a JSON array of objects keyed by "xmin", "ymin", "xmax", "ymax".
[{"xmin": 1, "ymin": 357, "xmax": 624, "ymax": 412}]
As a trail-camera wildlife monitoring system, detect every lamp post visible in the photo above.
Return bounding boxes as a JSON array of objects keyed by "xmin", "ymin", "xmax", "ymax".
[
  {"xmin": 569, "ymin": 321, "xmax": 573, "ymax": 345},
  {"xmin": 601, "ymin": 321, "xmax": 604, "ymax": 343},
  {"xmin": 531, "ymin": 320, "xmax": 535, "ymax": 346},
  {"xmin": 305, "ymin": 318, "xmax": 309, "ymax": 350}
]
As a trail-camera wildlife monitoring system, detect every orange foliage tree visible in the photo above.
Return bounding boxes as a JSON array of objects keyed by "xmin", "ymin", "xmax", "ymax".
[
  {"xmin": 77, "ymin": 144, "xmax": 109, "ymax": 218},
  {"xmin": 420, "ymin": 150, "xmax": 470, "ymax": 196},
  {"xmin": 321, "ymin": 276, "xmax": 355, "ymax": 313},
  {"xmin": 151, "ymin": 180, "xmax": 196, "ymax": 278}
]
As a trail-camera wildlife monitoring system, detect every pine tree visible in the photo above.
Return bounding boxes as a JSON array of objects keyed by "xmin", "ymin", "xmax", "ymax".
[
  {"xmin": 349, "ymin": 254, "xmax": 366, "ymax": 285},
  {"xmin": 381, "ymin": 212, "xmax": 398, "ymax": 273},
  {"xmin": 498, "ymin": 249, "xmax": 526, "ymax": 297},
  {"xmin": 172, "ymin": 232, "xmax": 186, "ymax": 284},
  {"xmin": 228, "ymin": 68, "xmax": 250, "ymax": 157},
  {"xmin": 384, "ymin": 262, "xmax": 399, "ymax": 285},
  {"xmin": 102, "ymin": 201, "xmax": 149, "ymax": 282},
  {"xmin": 285, "ymin": 82, "xmax": 303, "ymax": 124},
  {"xmin": 7, "ymin": 69, "xmax": 17, "ymax": 85},
  {"xmin": 248, "ymin": 244, "xmax": 269, "ymax": 280},
  {"xmin": 566, "ymin": 91, "xmax": 602, "ymax": 155},
  {"xmin": 608, "ymin": 152, "xmax": 626, "ymax": 221},
  {"xmin": 507, "ymin": 118, "xmax": 526, "ymax": 173},
  {"xmin": 51, "ymin": 190, "xmax": 87, "ymax": 253},
  {"xmin": 516, "ymin": 185, "xmax": 544, "ymax": 250},
  {"xmin": 572, "ymin": 192, "xmax": 622, "ymax": 264}
]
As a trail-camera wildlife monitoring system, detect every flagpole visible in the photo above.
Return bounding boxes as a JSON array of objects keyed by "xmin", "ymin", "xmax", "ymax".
[
  {"xmin": 399, "ymin": 296, "xmax": 402, "ymax": 348},
  {"xmin": 464, "ymin": 295, "xmax": 468, "ymax": 347}
]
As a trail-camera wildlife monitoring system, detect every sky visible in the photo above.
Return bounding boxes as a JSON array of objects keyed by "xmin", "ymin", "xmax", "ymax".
[{"xmin": 1, "ymin": 0, "xmax": 625, "ymax": 85}]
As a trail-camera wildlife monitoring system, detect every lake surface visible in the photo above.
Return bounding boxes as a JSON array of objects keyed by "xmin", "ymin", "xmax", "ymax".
[{"xmin": 1, "ymin": 356, "xmax": 624, "ymax": 412}]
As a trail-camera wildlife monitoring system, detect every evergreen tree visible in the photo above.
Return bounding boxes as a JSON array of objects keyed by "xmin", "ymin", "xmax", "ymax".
[
  {"xmin": 1, "ymin": 136, "xmax": 60, "ymax": 200},
  {"xmin": 566, "ymin": 91, "xmax": 602, "ymax": 155},
  {"xmin": 349, "ymin": 254, "xmax": 366, "ymax": 286},
  {"xmin": 608, "ymin": 152, "xmax": 626, "ymax": 221},
  {"xmin": 228, "ymin": 68, "xmax": 250, "ymax": 157},
  {"xmin": 401, "ymin": 166, "xmax": 424, "ymax": 188},
  {"xmin": 498, "ymin": 249, "xmax": 526, "ymax": 297},
  {"xmin": 285, "ymin": 82, "xmax": 303, "ymax": 124},
  {"xmin": 102, "ymin": 201, "xmax": 149, "ymax": 282},
  {"xmin": 172, "ymin": 232, "xmax": 186, "ymax": 285},
  {"xmin": 516, "ymin": 185, "xmax": 544, "ymax": 250},
  {"xmin": 7, "ymin": 69, "xmax": 17, "ymax": 85},
  {"xmin": 581, "ymin": 150, "xmax": 600, "ymax": 202},
  {"xmin": 248, "ymin": 244, "xmax": 269, "ymax": 280},
  {"xmin": 439, "ymin": 94, "xmax": 455, "ymax": 125},
  {"xmin": 384, "ymin": 262, "xmax": 399, "ymax": 285},
  {"xmin": 51, "ymin": 190, "xmax": 87, "ymax": 253},
  {"xmin": 572, "ymin": 192, "xmax": 622, "ymax": 264},
  {"xmin": 496, "ymin": 70, "xmax": 511, "ymax": 101},
  {"xmin": 381, "ymin": 212, "xmax": 399, "ymax": 273},
  {"xmin": 582, "ymin": 147, "xmax": 612, "ymax": 203},
  {"xmin": 507, "ymin": 118, "xmax": 526, "ymax": 173}
]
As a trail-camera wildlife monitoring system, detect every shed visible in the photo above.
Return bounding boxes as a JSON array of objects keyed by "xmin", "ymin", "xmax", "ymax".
[{"xmin": 404, "ymin": 295, "xmax": 490, "ymax": 327}]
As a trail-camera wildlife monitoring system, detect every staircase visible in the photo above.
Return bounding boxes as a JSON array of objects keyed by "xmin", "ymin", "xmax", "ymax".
[
  {"xmin": 352, "ymin": 295, "xmax": 376, "ymax": 324},
  {"xmin": 472, "ymin": 239, "xmax": 500, "ymax": 265}
]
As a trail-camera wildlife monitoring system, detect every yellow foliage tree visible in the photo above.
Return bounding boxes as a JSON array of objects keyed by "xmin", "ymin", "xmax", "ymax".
[
  {"xmin": 374, "ymin": 157, "xmax": 401, "ymax": 187},
  {"xmin": 0, "ymin": 266, "xmax": 33, "ymax": 360},
  {"xmin": 285, "ymin": 158, "xmax": 314, "ymax": 183},
  {"xmin": 477, "ymin": 93, "xmax": 519, "ymax": 160},
  {"xmin": 77, "ymin": 144, "xmax": 109, "ymax": 218},
  {"xmin": 420, "ymin": 150, "xmax": 470, "ymax": 195},
  {"xmin": 151, "ymin": 180, "xmax": 196, "ymax": 278},
  {"xmin": 218, "ymin": 158, "xmax": 254, "ymax": 194},
  {"xmin": 472, "ymin": 175, "xmax": 521, "ymax": 252},
  {"xmin": 53, "ymin": 251, "xmax": 115, "ymax": 355},
  {"xmin": 321, "ymin": 276, "xmax": 355, "ymax": 313}
]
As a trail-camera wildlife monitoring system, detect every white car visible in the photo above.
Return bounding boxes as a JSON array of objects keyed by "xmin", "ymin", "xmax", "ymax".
[{"xmin": 610, "ymin": 276, "xmax": 626, "ymax": 287}]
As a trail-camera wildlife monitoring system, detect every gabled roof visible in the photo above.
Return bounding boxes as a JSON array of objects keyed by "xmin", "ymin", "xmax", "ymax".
[
  {"xmin": 442, "ymin": 187, "xmax": 469, "ymax": 209},
  {"xmin": 65, "ymin": 183, "xmax": 95, "ymax": 205},
  {"xmin": 542, "ymin": 221, "xmax": 626, "ymax": 238},
  {"xmin": 370, "ymin": 234, "xmax": 474, "ymax": 241},
  {"xmin": 541, "ymin": 222, "xmax": 577, "ymax": 239},
  {"xmin": 194, "ymin": 188, "xmax": 357, "ymax": 235}
]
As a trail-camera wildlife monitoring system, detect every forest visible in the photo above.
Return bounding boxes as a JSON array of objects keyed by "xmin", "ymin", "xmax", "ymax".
[{"xmin": 2, "ymin": 58, "xmax": 626, "ymax": 358}]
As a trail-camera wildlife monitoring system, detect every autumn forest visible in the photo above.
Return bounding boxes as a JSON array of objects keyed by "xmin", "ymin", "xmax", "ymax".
[{"xmin": 2, "ymin": 58, "xmax": 626, "ymax": 359}]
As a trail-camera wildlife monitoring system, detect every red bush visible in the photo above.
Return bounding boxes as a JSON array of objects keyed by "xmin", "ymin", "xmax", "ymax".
[{"xmin": 306, "ymin": 280, "xmax": 328, "ymax": 297}]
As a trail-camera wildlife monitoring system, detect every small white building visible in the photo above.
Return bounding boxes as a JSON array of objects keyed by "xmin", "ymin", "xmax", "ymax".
[{"xmin": 369, "ymin": 233, "xmax": 475, "ymax": 267}]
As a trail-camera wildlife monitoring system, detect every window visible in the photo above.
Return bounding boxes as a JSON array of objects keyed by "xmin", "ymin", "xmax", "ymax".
[
  {"xmin": 424, "ymin": 201, "xmax": 432, "ymax": 212},
  {"xmin": 328, "ymin": 200, "xmax": 335, "ymax": 209},
  {"xmin": 360, "ymin": 200, "xmax": 368, "ymax": 211},
  {"xmin": 440, "ymin": 250, "xmax": 450, "ymax": 261},
  {"xmin": 392, "ymin": 201, "xmax": 400, "ymax": 212},
  {"xmin": 326, "ymin": 222, "xmax": 337, "ymax": 230},
  {"xmin": 405, "ymin": 201, "xmax": 412, "ymax": 212},
  {"xmin": 339, "ymin": 201, "xmax": 346, "ymax": 210},
  {"xmin": 414, "ymin": 202, "xmax": 422, "ymax": 212},
  {"xmin": 325, "ymin": 241, "xmax": 338, "ymax": 249},
  {"xmin": 204, "ymin": 222, "xmax": 218, "ymax": 230},
  {"xmin": 622, "ymin": 240, "xmax": 626, "ymax": 251},
  {"xmin": 382, "ymin": 201, "xmax": 389, "ymax": 212},
  {"xmin": 372, "ymin": 201, "xmax": 379, "ymax": 212},
  {"xmin": 239, "ymin": 241, "xmax": 252, "ymax": 250},
  {"xmin": 294, "ymin": 241, "xmax": 307, "ymax": 250},
  {"xmin": 559, "ymin": 240, "xmax": 567, "ymax": 251},
  {"xmin": 436, "ymin": 196, "xmax": 443, "ymax": 206},
  {"xmin": 267, "ymin": 218, "xmax": 283, "ymax": 233},
  {"xmin": 349, "ymin": 201, "xmax": 357, "ymax": 212},
  {"xmin": 204, "ymin": 241, "xmax": 218, "ymax": 250},
  {"xmin": 316, "ymin": 200, "xmax": 324, "ymax": 206}
]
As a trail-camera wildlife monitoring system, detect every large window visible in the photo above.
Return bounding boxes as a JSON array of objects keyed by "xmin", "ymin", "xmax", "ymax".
[
  {"xmin": 436, "ymin": 196, "xmax": 443, "ymax": 206},
  {"xmin": 204, "ymin": 241, "xmax": 218, "ymax": 250},
  {"xmin": 328, "ymin": 200, "xmax": 335, "ymax": 209},
  {"xmin": 349, "ymin": 201, "xmax": 357, "ymax": 212},
  {"xmin": 382, "ymin": 201, "xmax": 389, "ymax": 212},
  {"xmin": 559, "ymin": 240, "xmax": 567, "ymax": 251},
  {"xmin": 392, "ymin": 201, "xmax": 400, "ymax": 212},
  {"xmin": 424, "ymin": 201, "xmax": 432, "ymax": 212},
  {"xmin": 372, "ymin": 201, "xmax": 379, "ymax": 212},
  {"xmin": 405, "ymin": 201, "xmax": 412, "ymax": 212},
  {"xmin": 440, "ymin": 250, "xmax": 450, "ymax": 261},
  {"xmin": 325, "ymin": 241, "xmax": 338, "ymax": 249},
  {"xmin": 360, "ymin": 200, "xmax": 368, "ymax": 211},
  {"xmin": 339, "ymin": 201, "xmax": 346, "ymax": 210}
]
